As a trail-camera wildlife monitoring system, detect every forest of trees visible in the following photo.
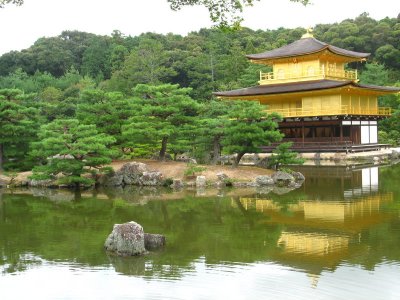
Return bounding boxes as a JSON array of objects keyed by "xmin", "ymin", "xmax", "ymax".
[{"xmin": 0, "ymin": 14, "xmax": 399, "ymax": 180}]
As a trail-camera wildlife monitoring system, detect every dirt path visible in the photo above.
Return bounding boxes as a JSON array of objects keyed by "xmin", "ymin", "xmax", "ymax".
[
  {"xmin": 3, "ymin": 159, "xmax": 273, "ymax": 186},
  {"xmin": 111, "ymin": 159, "xmax": 273, "ymax": 181}
]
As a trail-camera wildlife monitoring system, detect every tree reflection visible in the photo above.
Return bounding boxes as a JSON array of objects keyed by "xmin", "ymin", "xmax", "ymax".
[{"xmin": 0, "ymin": 164, "xmax": 399, "ymax": 279}]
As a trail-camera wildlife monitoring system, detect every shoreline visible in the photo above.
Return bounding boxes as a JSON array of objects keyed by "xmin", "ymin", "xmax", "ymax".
[
  {"xmin": 1, "ymin": 148, "xmax": 399, "ymax": 189},
  {"xmin": 1, "ymin": 159, "xmax": 276, "ymax": 189},
  {"xmin": 241, "ymin": 147, "xmax": 400, "ymax": 167}
]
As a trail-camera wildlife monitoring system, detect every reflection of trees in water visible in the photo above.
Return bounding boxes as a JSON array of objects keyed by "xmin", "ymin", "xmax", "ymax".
[
  {"xmin": 0, "ymin": 192, "xmax": 4, "ymax": 222},
  {"xmin": 0, "ymin": 164, "xmax": 399, "ymax": 278},
  {"xmin": 0, "ymin": 192, "xmax": 284, "ymax": 276}
]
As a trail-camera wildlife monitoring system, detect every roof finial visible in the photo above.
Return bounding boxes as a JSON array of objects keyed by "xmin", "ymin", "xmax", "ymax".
[{"xmin": 301, "ymin": 27, "xmax": 314, "ymax": 39}]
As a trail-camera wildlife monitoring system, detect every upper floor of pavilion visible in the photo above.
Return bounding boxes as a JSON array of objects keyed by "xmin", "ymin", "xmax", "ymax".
[{"xmin": 247, "ymin": 30, "xmax": 370, "ymax": 85}]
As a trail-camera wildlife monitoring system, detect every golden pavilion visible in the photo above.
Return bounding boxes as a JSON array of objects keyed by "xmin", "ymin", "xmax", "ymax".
[{"xmin": 215, "ymin": 30, "xmax": 400, "ymax": 152}]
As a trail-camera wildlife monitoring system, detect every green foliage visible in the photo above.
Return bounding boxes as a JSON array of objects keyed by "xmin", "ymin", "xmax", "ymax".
[
  {"xmin": 122, "ymin": 84, "xmax": 200, "ymax": 160},
  {"xmin": 167, "ymin": 0, "xmax": 310, "ymax": 27},
  {"xmin": 0, "ymin": 89, "xmax": 40, "ymax": 170},
  {"xmin": 40, "ymin": 86, "xmax": 63, "ymax": 102},
  {"xmin": 359, "ymin": 63, "xmax": 389, "ymax": 86},
  {"xmin": 194, "ymin": 100, "xmax": 229, "ymax": 164},
  {"xmin": 107, "ymin": 38, "xmax": 177, "ymax": 94},
  {"xmin": 1, "ymin": 15, "xmax": 400, "ymax": 102},
  {"xmin": 0, "ymin": 14, "xmax": 399, "ymax": 171},
  {"xmin": 163, "ymin": 177, "xmax": 174, "ymax": 187},
  {"xmin": 375, "ymin": 44, "xmax": 400, "ymax": 69},
  {"xmin": 76, "ymin": 89, "xmax": 134, "ymax": 152},
  {"xmin": 183, "ymin": 163, "xmax": 207, "ymax": 177},
  {"xmin": 378, "ymin": 130, "xmax": 399, "ymax": 146},
  {"xmin": 110, "ymin": 44, "xmax": 128, "ymax": 72},
  {"xmin": 81, "ymin": 36, "xmax": 112, "ymax": 80},
  {"xmin": 30, "ymin": 119, "xmax": 116, "ymax": 186},
  {"xmin": 379, "ymin": 109, "xmax": 400, "ymax": 145},
  {"xmin": 237, "ymin": 63, "xmax": 272, "ymax": 87},
  {"xmin": 222, "ymin": 101, "xmax": 283, "ymax": 166},
  {"xmin": 0, "ymin": 31, "xmax": 97, "ymax": 77},
  {"xmin": 267, "ymin": 142, "xmax": 305, "ymax": 170}
]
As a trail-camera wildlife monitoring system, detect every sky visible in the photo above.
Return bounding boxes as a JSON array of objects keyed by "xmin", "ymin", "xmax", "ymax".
[{"xmin": 0, "ymin": 0, "xmax": 399, "ymax": 55}]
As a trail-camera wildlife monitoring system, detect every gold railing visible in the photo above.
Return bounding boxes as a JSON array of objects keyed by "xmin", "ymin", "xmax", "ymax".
[
  {"xmin": 264, "ymin": 106, "xmax": 391, "ymax": 118},
  {"xmin": 260, "ymin": 68, "xmax": 357, "ymax": 84}
]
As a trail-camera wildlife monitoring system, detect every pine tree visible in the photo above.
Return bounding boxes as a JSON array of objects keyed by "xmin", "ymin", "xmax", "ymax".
[
  {"xmin": 195, "ymin": 100, "xmax": 230, "ymax": 164},
  {"xmin": 222, "ymin": 100, "xmax": 282, "ymax": 166},
  {"xmin": 122, "ymin": 84, "xmax": 199, "ymax": 160},
  {"xmin": 30, "ymin": 119, "xmax": 116, "ymax": 187},
  {"xmin": 0, "ymin": 89, "xmax": 39, "ymax": 170},
  {"xmin": 267, "ymin": 142, "xmax": 304, "ymax": 170},
  {"xmin": 76, "ymin": 90, "xmax": 135, "ymax": 153}
]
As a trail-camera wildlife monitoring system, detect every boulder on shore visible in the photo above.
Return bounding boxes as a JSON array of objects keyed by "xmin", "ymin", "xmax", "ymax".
[
  {"xmin": 271, "ymin": 171, "xmax": 295, "ymax": 187},
  {"xmin": 196, "ymin": 175, "xmax": 206, "ymax": 187},
  {"xmin": 29, "ymin": 178, "xmax": 57, "ymax": 188},
  {"xmin": 216, "ymin": 172, "xmax": 228, "ymax": 182},
  {"xmin": 171, "ymin": 179, "xmax": 184, "ymax": 189},
  {"xmin": 120, "ymin": 162, "xmax": 148, "ymax": 185},
  {"xmin": 291, "ymin": 171, "xmax": 305, "ymax": 182},
  {"xmin": 103, "ymin": 162, "xmax": 164, "ymax": 186},
  {"xmin": 255, "ymin": 175, "xmax": 274, "ymax": 186},
  {"xmin": 141, "ymin": 171, "xmax": 163, "ymax": 186}
]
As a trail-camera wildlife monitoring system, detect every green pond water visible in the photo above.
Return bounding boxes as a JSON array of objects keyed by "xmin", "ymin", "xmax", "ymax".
[{"xmin": 1, "ymin": 164, "xmax": 400, "ymax": 300}]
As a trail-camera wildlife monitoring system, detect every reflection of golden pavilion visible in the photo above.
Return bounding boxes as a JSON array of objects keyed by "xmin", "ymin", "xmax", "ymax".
[
  {"xmin": 236, "ymin": 193, "xmax": 393, "ymax": 281},
  {"xmin": 239, "ymin": 166, "xmax": 392, "ymax": 229},
  {"xmin": 242, "ymin": 193, "xmax": 393, "ymax": 223},
  {"xmin": 236, "ymin": 166, "xmax": 394, "ymax": 284},
  {"xmin": 240, "ymin": 192, "xmax": 393, "ymax": 233},
  {"xmin": 277, "ymin": 232, "xmax": 349, "ymax": 256}
]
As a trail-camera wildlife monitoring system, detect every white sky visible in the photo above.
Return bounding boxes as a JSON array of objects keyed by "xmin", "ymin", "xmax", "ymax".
[{"xmin": 0, "ymin": 0, "xmax": 399, "ymax": 55}]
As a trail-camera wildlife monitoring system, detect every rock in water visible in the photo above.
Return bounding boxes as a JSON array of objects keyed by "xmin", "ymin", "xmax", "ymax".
[
  {"xmin": 144, "ymin": 233, "xmax": 166, "ymax": 250},
  {"xmin": 291, "ymin": 171, "xmax": 305, "ymax": 182},
  {"xmin": 255, "ymin": 175, "xmax": 274, "ymax": 186},
  {"xmin": 271, "ymin": 171, "xmax": 295, "ymax": 187},
  {"xmin": 141, "ymin": 171, "xmax": 163, "ymax": 186},
  {"xmin": 104, "ymin": 221, "xmax": 146, "ymax": 256}
]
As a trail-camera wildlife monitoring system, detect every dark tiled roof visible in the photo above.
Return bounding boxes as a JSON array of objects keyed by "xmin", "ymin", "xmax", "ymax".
[
  {"xmin": 356, "ymin": 83, "xmax": 400, "ymax": 92},
  {"xmin": 246, "ymin": 38, "xmax": 370, "ymax": 61},
  {"xmin": 213, "ymin": 80, "xmax": 400, "ymax": 97}
]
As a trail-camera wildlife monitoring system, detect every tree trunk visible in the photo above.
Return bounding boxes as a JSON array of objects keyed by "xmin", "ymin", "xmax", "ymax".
[
  {"xmin": 233, "ymin": 152, "xmax": 245, "ymax": 168},
  {"xmin": 159, "ymin": 137, "xmax": 168, "ymax": 161},
  {"xmin": 74, "ymin": 186, "xmax": 82, "ymax": 200},
  {"xmin": 0, "ymin": 143, "xmax": 4, "ymax": 171},
  {"xmin": 211, "ymin": 137, "xmax": 221, "ymax": 165}
]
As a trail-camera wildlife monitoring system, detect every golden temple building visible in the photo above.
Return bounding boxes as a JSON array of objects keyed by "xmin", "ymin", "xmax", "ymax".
[{"xmin": 215, "ymin": 30, "xmax": 400, "ymax": 152}]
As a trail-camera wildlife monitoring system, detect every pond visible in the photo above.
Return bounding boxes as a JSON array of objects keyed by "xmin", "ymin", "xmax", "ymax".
[{"xmin": 1, "ymin": 164, "xmax": 400, "ymax": 299}]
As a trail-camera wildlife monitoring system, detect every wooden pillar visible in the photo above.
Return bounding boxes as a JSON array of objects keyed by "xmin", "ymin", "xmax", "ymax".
[
  {"xmin": 340, "ymin": 122, "xmax": 343, "ymax": 142},
  {"xmin": 302, "ymin": 121, "xmax": 305, "ymax": 146}
]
